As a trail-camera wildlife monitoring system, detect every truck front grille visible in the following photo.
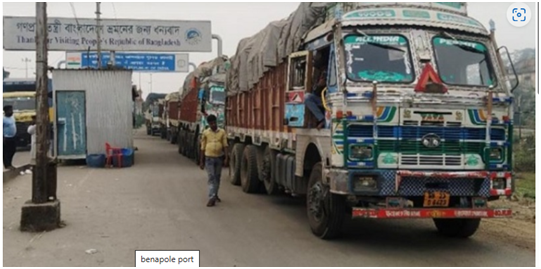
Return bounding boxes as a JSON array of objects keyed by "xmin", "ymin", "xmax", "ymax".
[{"xmin": 400, "ymin": 154, "xmax": 462, "ymax": 167}]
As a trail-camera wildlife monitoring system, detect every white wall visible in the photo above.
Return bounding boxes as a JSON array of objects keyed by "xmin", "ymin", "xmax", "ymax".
[{"xmin": 53, "ymin": 69, "xmax": 134, "ymax": 155}]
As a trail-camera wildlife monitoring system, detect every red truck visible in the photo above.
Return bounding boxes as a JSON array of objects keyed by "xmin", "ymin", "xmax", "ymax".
[
  {"xmin": 164, "ymin": 92, "xmax": 181, "ymax": 144},
  {"xmin": 177, "ymin": 57, "xmax": 228, "ymax": 163}
]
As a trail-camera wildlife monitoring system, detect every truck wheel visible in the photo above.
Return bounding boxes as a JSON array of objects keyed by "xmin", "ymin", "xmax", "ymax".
[
  {"xmin": 307, "ymin": 162, "xmax": 345, "ymax": 240},
  {"xmin": 177, "ymin": 132, "xmax": 182, "ymax": 154},
  {"xmin": 262, "ymin": 147, "xmax": 279, "ymax": 195},
  {"xmin": 180, "ymin": 131, "xmax": 187, "ymax": 156},
  {"xmin": 147, "ymin": 128, "xmax": 151, "ymax": 135},
  {"xmin": 161, "ymin": 128, "xmax": 166, "ymax": 139},
  {"xmin": 186, "ymin": 133, "xmax": 192, "ymax": 157},
  {"xmin": 229, "ymin": 143, "xmax": 245, "ymax": 186},
  {"xmin": 171, "ymin": 132, "xmax": 177, "ymax": 144},
  {"xmin": 433, "ymin": 218, "xmax": 481, "ymax": 238},
  {"xmin": 194, "ymin": 137, "xmax": 201, "ymax": 164},
  {"xmin": 240, "ymin": 145, "xmax": 261, "ymax": 193}
]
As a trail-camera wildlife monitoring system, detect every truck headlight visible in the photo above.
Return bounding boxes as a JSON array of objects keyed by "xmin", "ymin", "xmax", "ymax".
[
  {"xmin": 350, "ymin": 145, "xmax": 373, "ymax": 160},
  {"xmin": 353, "ymin": 176, "xmax": 377, "ymax": 191},
  {"xmin": 489, "ymin": 148, "xmax": 503, "ymax": 160},
  {"xmin": 493, "ymin": 178, "xmax": 506, "ymax": 190}
]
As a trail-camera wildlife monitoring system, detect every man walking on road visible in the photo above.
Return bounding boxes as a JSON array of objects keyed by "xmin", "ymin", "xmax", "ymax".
[
  {"xmin": 3, "ymin": 105, "xmax": 17, "ymax": 170},
  {"xmin": 200, "ymin": 114, "xmax": 228, "ymax": 207}
]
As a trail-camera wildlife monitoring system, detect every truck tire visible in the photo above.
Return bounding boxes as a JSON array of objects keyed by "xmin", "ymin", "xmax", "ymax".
[
  {"xmin": 240, "ymin": 145, "xmax": 261, "ymax": 193},
  {"xmin": 307, "ymin": 162, "xmax": 345, "ymax": 240},
  {"xmin": 229, "ymin": 143, "xmax": 245, "ymax": 186},
  {"xmin": 177, "ymin": 132, "xmax": 182, "ymax": 154},
  {"xmin": 147, "ymin": 127, "xmax": 151, "ymax": 135},
  {"xmin": 194, "ymin": 136, "xmax": 201, "ymax": 164},
  {"xmin": 171, "ymin": 131, "xmax": 177, "ymax": 144},
  {"xmin": 161, "ymin": 128, "xmax": 167, "ymax": 139},
  {"xmin": 179, "ymin": 130, "xmax": 187, "ymax": 156},
  {"xmin": 192, "ymin": 130, "xmax": 200, "ymax": 163},
  {"xmin": 262, "ymin": 147, "xmax": 279, "ymax": 195},
  {"xmin": 185, "ymin": 133, "xmax": 192, "ymax": 158},
  {"xmin": 433, "ymin": 218, "xmax": 481, "ymax": 238}
]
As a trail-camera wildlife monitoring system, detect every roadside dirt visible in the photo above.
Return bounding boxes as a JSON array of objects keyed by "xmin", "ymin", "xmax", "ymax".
[{"xmin": 482, "ymin": 197, "xmax": 535, "ymax": 251}]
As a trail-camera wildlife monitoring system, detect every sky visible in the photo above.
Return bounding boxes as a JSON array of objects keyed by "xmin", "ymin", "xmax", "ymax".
[{"xmin": 2, "ymin": 2, "xmax": 538, "ymax": 99}]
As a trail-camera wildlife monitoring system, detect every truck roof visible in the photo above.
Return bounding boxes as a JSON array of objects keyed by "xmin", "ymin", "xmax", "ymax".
[{"xmin": 321, "ymin": 2, "xmax": 486, "ymax": 37}]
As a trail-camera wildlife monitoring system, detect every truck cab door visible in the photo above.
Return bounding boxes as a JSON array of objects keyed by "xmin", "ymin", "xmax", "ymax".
[{"xmin": 285, "ymin": 51, "xmax": 312, "ymax": 128}]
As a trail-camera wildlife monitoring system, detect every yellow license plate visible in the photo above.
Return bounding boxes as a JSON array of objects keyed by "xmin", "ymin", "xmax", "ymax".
[{"xmin": 423, "ymin": 191, "xmax": 450, "ymax": 207}]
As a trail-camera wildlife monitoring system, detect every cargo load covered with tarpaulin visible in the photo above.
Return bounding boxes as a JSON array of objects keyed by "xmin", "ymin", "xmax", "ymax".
[{"xmin": 226, "ymin": 2, "xmax": 330, "ymax": 96}]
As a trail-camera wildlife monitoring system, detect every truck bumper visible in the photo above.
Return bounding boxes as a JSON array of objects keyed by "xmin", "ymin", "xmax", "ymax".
[
  {"xmin": 352, "ymin": 208, "xmax": 512, "ymax": 219},
  {"xmin": 326, "ymin": 169, "xmax": 513, "ymax": 198}
]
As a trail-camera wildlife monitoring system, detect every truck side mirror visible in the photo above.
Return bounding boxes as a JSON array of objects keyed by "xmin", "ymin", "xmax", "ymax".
[{"xmin": 497, "ymin": 46, "xmax": 519, "ymax": 92}]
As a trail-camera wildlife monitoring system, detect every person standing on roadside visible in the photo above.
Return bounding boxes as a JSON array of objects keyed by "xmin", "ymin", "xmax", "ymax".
[
  {"xmin": 3, "ymin": 105, "xmax": 17, "ymax": 170},
  {"xmin": 199, "ymin": 114, "xmax": 229, "ymax": 207},
  {"xmin": 27, "ymin": 115, "xmax": 37, "ymax": 165}
]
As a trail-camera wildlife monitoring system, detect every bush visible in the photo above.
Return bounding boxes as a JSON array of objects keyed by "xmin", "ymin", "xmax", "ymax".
[
  {"xmin": 133, "ymin": 114, "xmax": 146, "ymax": 129},
  {"xmin": 514, "ymin": 135, "xmax": 535, "ymax": 172}
]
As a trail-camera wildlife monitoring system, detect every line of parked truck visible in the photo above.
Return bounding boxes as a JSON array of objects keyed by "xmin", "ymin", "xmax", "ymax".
[{"xmin": 150, "ymin": 2, "xmax": 519, "ymax": 240}]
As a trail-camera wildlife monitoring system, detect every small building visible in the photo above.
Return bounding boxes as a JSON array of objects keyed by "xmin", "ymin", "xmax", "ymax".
[{"xmin": 52, "ymin": 69, "xmax": 134, "ymax": 160}]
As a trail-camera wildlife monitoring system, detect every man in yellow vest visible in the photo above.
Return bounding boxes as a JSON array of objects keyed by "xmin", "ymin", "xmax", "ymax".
[{"xmin": 200, "ymin": 114, "xmax": 229, "ymax": 207}]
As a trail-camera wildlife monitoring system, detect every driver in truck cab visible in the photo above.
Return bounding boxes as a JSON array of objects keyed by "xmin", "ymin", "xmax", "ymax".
[{"xmin": 304, "ymin": 52, "xmax": 328, "ymax": 130}]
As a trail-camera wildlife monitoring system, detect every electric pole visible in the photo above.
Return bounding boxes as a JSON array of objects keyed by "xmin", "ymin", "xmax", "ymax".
[
  {"xmin": 149, "ymin": 73, "xmax": 153, "ymax": 93},
  {"xmin": 22, "ymin": 57, "xmax": 31, "ymax": 78},
  {"xmin": 96, "ymin": 2, "xmax": 102, "ymax": 68},
  {"xmin": 34, "ymin": 2, "xmax": 49, "ymax": 204},
  {"xmin": 21, "ymin": 2, "xmax": 61, "ymax": 232},
  {"xmin": 517, "ymin": 95, "xmax": 522, "ymax": 140}
]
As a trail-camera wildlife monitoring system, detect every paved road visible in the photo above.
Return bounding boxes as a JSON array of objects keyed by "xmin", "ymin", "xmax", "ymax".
[
  {"xmin": 2, "ymin": 149, "xmax": 30, "ymax": 172},
  {"xmin": 3, "ymin": 130, "xmax": 535, "ymax": 266}
]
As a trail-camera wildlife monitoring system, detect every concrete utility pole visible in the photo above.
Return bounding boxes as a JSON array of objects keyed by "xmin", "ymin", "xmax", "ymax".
[
  {"xmin": 22, "ymin": 57, "xmax": 31, "ymax": 78},
  {"xmin": 149, "ymin": 73, "xmax": 153, "ymax": 93},
  {"xmin": 517, "ymin": 95, "xmax": 522, "ymax": 140},
  {"xmin": 212, "ymin": 34, "xmax": 223, "ymax": 57},
  {"xmin": 189, "ymin": 62, "xmax": 197, "ymax": 72},
  {"xmin": 96, "ymin": 2, "xmax": 102, "ymax": 68},
  {"xmin": 21, "ymin": 2, "xmax": 61, "ymax": 232}
]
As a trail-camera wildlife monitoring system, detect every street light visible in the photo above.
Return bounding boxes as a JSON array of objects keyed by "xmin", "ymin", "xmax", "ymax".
[
  {"xmin": 149, "ymin": 73, "xmax": 153, "ymax": 93},
  {"xmin": 22, "ymin": 57, "xmax": 31, "ymax": 78}
]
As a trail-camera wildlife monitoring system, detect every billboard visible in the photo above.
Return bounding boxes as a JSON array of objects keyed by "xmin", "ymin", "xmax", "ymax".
[
  {"xmin": 3, "ymin": 16, "xmax": 212, "ymax": 52},
  {"xmin": 66, "ymin": 52, "xmax": 190, "ymax": 72}
]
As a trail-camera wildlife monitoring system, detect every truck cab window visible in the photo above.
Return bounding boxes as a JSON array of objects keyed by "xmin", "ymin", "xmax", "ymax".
[
  {"xmin": 312, "ymin": 47, "xmax": 330, "ymax": 91},
  {"xmin": 328, "ymin": 52, "xmax": 337, "ymax": 88},
  {"xmin": 289, "ymin": 58, "xmax": 306, "ymax": 91},
  {"xmin": 432, "ymin": 37, "xmax": 496, "ymax": 86},
  {"xmin": 209, "ymin": 87, "xmax": 225, "ymax": 105},
  {"xmin": 344, "ymin": 35, "xmax": 414, "ymax": 83}
]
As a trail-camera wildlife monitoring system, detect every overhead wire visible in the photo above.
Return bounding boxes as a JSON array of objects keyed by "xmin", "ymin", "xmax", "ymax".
[
  {"xmin": 68, "ymin": 2, "xmax": 87, "ymax": 51},
  {"xmin": 110, "ymin": 2, "xmax": 126, "ymax": 59}
]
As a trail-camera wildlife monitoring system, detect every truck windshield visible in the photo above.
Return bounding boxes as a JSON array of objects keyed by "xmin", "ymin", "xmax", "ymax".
[
  {"xmin": 344, "ymin": 34, "xmax": 414, "ymax": 83},
  {"xmin": 152, "ymin": 106, "xmax": 160, "ymax": 117},
  {"xmin": 432, "ymin": 37, "xmax": 495, "ymax": 86},
  {"xmin": 3, "ymin": 97, "xmax": 35, "ymax": 111},
  {"xmin": 210, "ymin": 89, "xmax": 225, "ymax": 105}
]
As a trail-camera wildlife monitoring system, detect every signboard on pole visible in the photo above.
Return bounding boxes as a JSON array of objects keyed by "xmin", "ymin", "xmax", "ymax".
[
  {"xmin": 3, "ymin": 16, "xmax": 212, "ymax": 52},
  {"xmin": 66, "ymin": 52, "xmax": 190, "ymax": 72}
]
